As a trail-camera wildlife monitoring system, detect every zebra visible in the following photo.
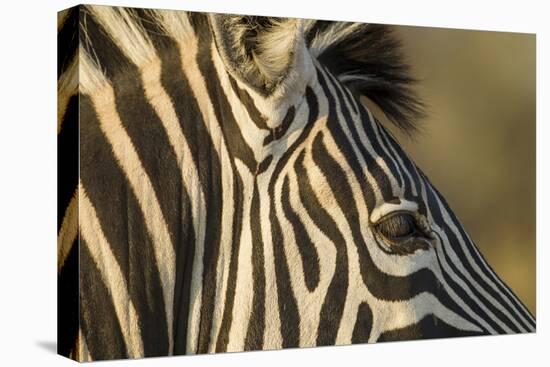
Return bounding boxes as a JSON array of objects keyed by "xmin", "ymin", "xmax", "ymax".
[{"xmin": 57, "ymin": 5, "xmax": 536, "ymax": 361}]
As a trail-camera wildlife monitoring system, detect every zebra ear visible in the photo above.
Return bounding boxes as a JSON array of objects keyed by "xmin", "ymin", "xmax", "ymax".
[{"xmin": 209, "ymin": 14, "xmax": 308, "ymax": 97}]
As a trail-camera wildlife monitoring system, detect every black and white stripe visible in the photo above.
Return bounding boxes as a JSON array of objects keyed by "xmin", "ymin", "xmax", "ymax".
[{"xmin": 57, "ymin": 5, "xmax": 535, "ymax": 361}]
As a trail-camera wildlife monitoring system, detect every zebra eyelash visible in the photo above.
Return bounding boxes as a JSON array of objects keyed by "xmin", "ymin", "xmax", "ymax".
[{"xmin": 371, "ymin": 210, "xmax": 433, "ymax": 255}]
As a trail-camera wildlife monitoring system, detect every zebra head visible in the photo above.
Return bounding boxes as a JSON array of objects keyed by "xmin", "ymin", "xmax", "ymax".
[
  {"xmin": 58, "ymin": 6, "xmax": 535, "ymax": 360},
  {"xmin": 204, "ymin": 14, "xmax": 536, "ymax": 344}
]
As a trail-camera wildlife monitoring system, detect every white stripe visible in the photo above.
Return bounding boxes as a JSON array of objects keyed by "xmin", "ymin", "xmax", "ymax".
[
  {"xmin": 88, "ymin": 6, "xmax": 156, "ymax": 66},
  {"xmin": 58, "ymin": 56, "xmax": 78, "ymax": 134},
  {"xmin": 57, "ymin": 8, "xmax": 71, "ymax": 31},
  {"xmin": 203, "ymin": 43, "xmax": 242, "ymax": 353},
  {"xmin": 318, "ymin": 67, "xmax": 385, "ymax": 207},
  {"xmin": 327, "ymin": 69, "xmax": 403, "ymax": 198},
  {"xmin": 369, "ymin": 117, "xmax": 407, "ymax": 196},
  {"xmin": 211, "ymin": 47, "xmax": 270, "ymax": 157},
  {"xmin": 428, "ymin": 225, "xmax": 499, "ymax": 334},
  {"xmin": 415, "ymin": 169, "xmax": 499, "ymax": 334},
  {"xmin": 320, "ymin": 128, "xmax": 433, "ymax": 277},
  {"xmin": 300, "ymin": 138, "xmax": 369, "ymax": 343},
  {"xmin": 79, "ymin": 184, "xmax": 144, "ymax": 358},
  {"xmin": 80, "ymin": 52, "xmax": 176, "ymax": 353},
  {"xmin": 257, "ymin": 173, "xmax": 283, "ymax": 350},
  {"xmin": 58, "ymin": 192, "xmax": 78, "ymax": 272},
  {"xmin": 327, "ymin": 123, "xmax": 496, "ymax": 333},
  {"xmin": 468, "ymin": 233, "xmax": 536, "ymax": 326},
  {"xmin": 77, "ymin": 329, "xmax": 91, "ymax": 362},
  {"xmin": 370, "ymin": 109, "xmax": 419, "ymax": 197},
  {"xmin": 148, "ymin": 8, "xmax": 195, "ymax": 43},
  {"xmin": 178, "ymin": 38, "xmax": 235, "ymax": 353},
  {"xmin": 308, "ymin": 128, "xmax": 484, "ymax": 337},
  {"xmin": 251, "ymin": 98, "xmax": 324, "ymax": 349},
  {"xmin": 287, "ymin": 170, "xmax": 338, "ymax": 347},
  {"xmin": 430, "ymin": 185, "xmax": 529, "ymax": 333},
  {"xmin": 259, "ymin": 87, "xmax": 328, "ymax": 347},
  {"xmin": 371, "ymin": 292, "xmax": 483, "ymax": 341},
  {"xmin": 140, "ymin": 56, "xmax": 210, "ymax": 352},
  {"xmin": 226, "ymin": 160, "xmax": 255, "ymax": 351}
]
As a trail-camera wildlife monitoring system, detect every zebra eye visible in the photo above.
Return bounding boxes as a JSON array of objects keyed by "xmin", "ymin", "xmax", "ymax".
[
  {"xmin": 375, "ymin": 212, "xmax": 418, "ymax": 242},
  {"xmin": 373, "ymin": 211, "xmax": 432, "ymax": 255}
]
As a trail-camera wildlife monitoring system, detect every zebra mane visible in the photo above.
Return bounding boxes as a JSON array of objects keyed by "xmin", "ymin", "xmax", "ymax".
[
  {"xmin": 71, "ymin": 5, "xmax": 424, "ymax": 133},
  {"xmin": 306, "ymin": 21, "xmax": 425, "ymax": 133}
]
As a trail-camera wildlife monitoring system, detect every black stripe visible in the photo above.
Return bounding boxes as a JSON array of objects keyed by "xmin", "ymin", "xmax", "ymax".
[
  {"xmin": 316, "ymin": 69, "xmax": 459, "ymax": 308},
  {"xmin": 270, "ymin": 191, "xmax": 300, "ymax": 347},
  {"xmin": 227, "ymin": 74, "xmax": 270, "ymax": 130},
  {"xmin": 142, "ymin": 10, "xmax": 248, "ymax": 353},
  {"xmin": 421, "ymin": 178, "xmax": 508, "ymax": 333},
  {"xmin": 83, "ymin": 10, "xmax": 186, "ymax": 258},
  {"xmin": 160, "ymin": 37, "xmax": 222, "ymax": 356},
  {"xmin": 197, "ymin": 36, "xmax": 252, "ymax": 352},
  {"xmin": 310, "ymin": 132, "xmax": 489, "ymax": 330},
  {"xmin": 187, "ymin": 22, "xmax": 242, "ymax": 353},
  {"xmin": 83, "ymin": 10, "xmax": 200, "ymax": 350},
  {"xmin": 58, "ymin": 95, "xmax": 79, "ymax": 232},
  {"xmin": 281, "ymin": 176, "xmax": 321, "ymax": 292},
  {"xmin": 377, "ymin": 314, "xmax": 484, "ymax": 342},
  {"xmin": 263, "ymin": 106, "xmax": 296, "ymax": 145},
  {"xmin": 324, "ymin": 69, "xmax": 397, "ymax": 205},
  {"xmin": 293, "ymin": 150, "xmax": 348, "ymax": 346},
  {"xmin": 215, "ymin": 173, "xmax": 245, "ymax": 353},
  {"xmin": 172, "ymin": 195, "xmax": 196, "ymax": 355},
  {"xmin": 371, "ymin": 121, "xmax": 406, "ymax": 197},
  {"xmin": 311, "ymin": 132, "xmax": 435, "ymax": 300},
  {"xmin": 316, "ymin": 69, "xmax": 375, "ymax": 211},
  {"xmin": 195, "ymin": 33, "xmax": 255, "ymax": 351},
  {"xmin": 434, "ymin": 182, "xmax": 536, "ymax": 330},
  {"xmin": 257, "ymin": 155, "xmax": 273, "ymax": 175},
  {"xmin": 266, "ymin": 87, "xmax": 320, "ymax": 348},
  {"xmin": 423, "ymin": 181, "xmax": 524, "ymax": 333},
  {"xmin": 58, "ymin": 6, "xmax": 79, "ymax": 77},
  {"xmin": 80, "ymin": 95, "xmax": 169, "ymax": 356},
  {"xmin": 351, "ymin": 302, "xmax": 374, "ymax": 344},
  {"xmin": 293, "ymin": 149, "xmax": 347, "ymax": 243},
  {"xmin": 198, "ymin": 34, "xmax": 257, "ymax": 173},
  {"xmin": 80, "ymin": 239, "xmax": 128, "ymax": 360},
  {"xmin": 340, "ymin": 80, "xmax": 359, "ymax": 116},
  {"xmin": 109, "ymin": 58, "xmax": 188, "ymax": 257},
  {"xmin": 244, "ymin": 182, "xmax": 266, "ymax": 350},
  {"xmin": 434, "ymin": 233, "xmax": 505, "ymax": 334},
  {"xmin": 79, "ymin": 9, "xmax": 131, "ymax": 80},
  {"xmin": 377, "ymin": 122, "xmax": 422, "ymax": 201},
  {"xmin": 137, "ymin": 11, "xmax": 226, "ymax": 352},
  {"xmin": 57, "ymin": 237, "xmax": 79, "ymax": 358},
  {"xmin": 356, "ymin": 106, "xmax": 408, "ymax": 202},
  {"xmin": 372, "ymin": 118, "xmax": 406, "ymax": 189}
]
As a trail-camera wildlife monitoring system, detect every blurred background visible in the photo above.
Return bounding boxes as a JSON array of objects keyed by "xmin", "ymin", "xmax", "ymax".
[{"xmin": 378, "ymin": 26, "xmax": 536, "ymax": 315}]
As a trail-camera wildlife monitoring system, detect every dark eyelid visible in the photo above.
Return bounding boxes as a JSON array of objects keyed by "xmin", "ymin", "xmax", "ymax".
[
  {"xmin": 372, "ymin": 211, "xmax": 432, "ymax": 255},
  {"xmin": 372, "ymin": 211, "xmax": 426, "ymax": 241},
  {"xmin": 373, "ymin": 210, "xmax": 416, "ymax": 224}
]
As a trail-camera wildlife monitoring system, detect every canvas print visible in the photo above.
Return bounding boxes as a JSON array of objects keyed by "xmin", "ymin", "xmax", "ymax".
[{"xmin": 57, "ymin": 4, "xmax": 536, "ymax": 362}]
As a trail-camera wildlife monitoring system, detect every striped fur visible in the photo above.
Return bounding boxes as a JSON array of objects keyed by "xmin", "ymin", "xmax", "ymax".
[{"xmin": 57, "ymin": 5, "xmax": 535, "ymax": 361}]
